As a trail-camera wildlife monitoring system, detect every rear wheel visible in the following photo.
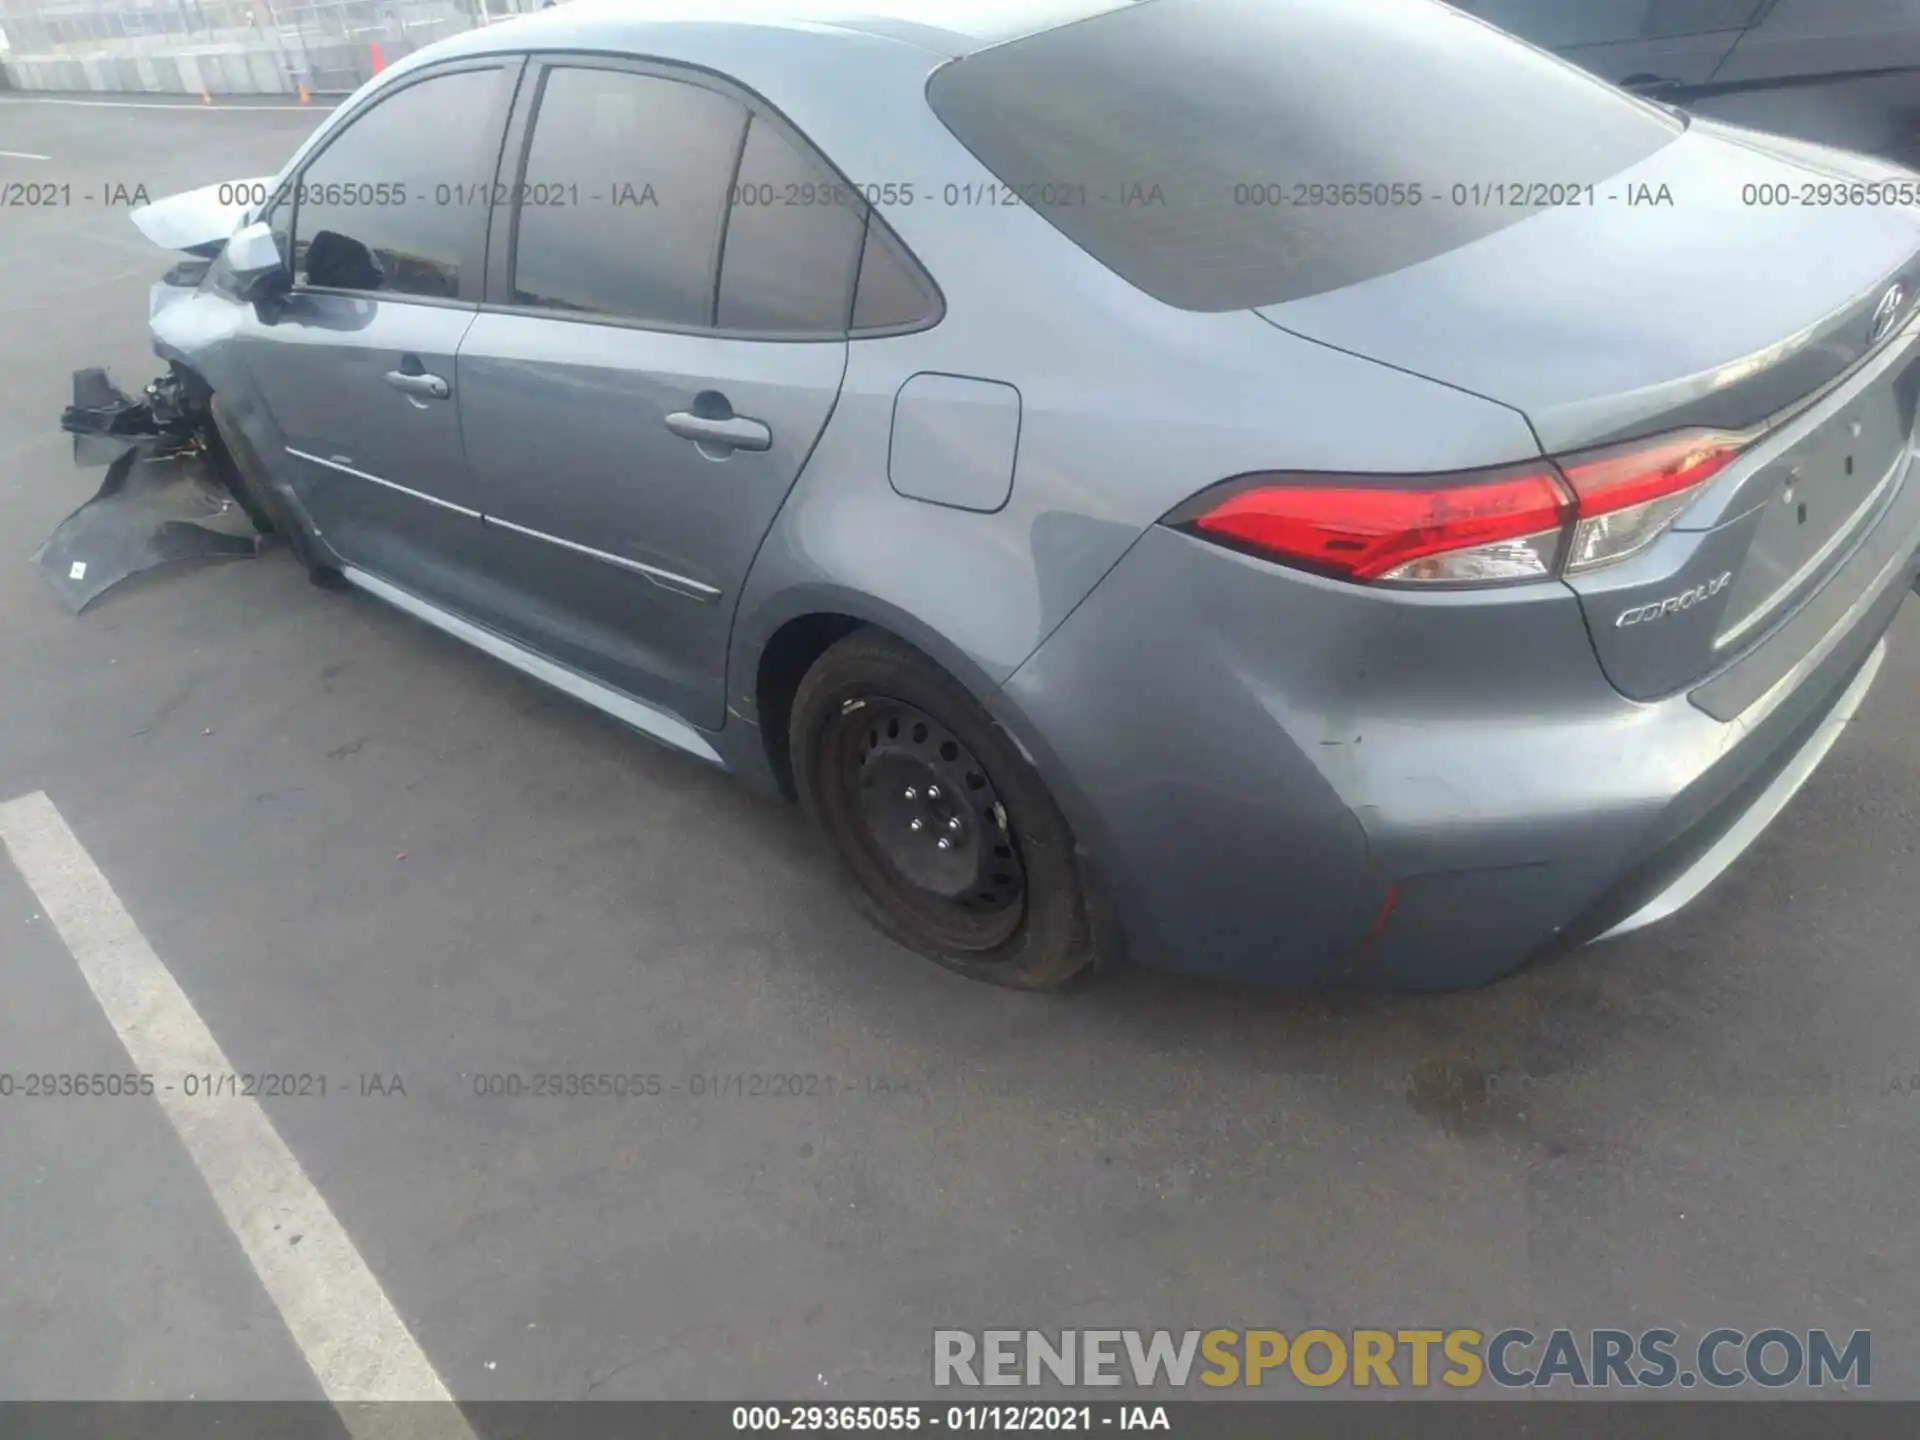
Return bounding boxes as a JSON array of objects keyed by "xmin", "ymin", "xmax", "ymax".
[{"xmin": 791, "ymin": 630, "xmax": 1102, "ymax": 991}]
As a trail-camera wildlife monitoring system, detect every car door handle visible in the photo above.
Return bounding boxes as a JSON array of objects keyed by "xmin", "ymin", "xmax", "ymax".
[
  {"xmin": 385, "ymin": 369, "xmax": 450, "ymax": 400},
  {"xmin": 663, "ymin": 411, "xmax": 772, "ymax": 452}
]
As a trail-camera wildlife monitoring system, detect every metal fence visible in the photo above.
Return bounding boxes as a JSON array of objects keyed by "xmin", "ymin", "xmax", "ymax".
[{"xmin": 0, "ymin": 0, "xmax": 545, "ymax": 95}]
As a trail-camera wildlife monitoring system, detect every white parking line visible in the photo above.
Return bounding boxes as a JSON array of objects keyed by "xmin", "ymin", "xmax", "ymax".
[
  {"xmin": 0, "ymin": 791, "xmax": 476, "ymax": 1438},
  {"xmin": 0, "ymin": 149, "xmax": 52, "ymax": 160}
]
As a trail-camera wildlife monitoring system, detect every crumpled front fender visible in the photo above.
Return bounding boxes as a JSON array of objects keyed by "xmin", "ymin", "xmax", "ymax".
[
  {"xmin": 148, "ymin": 285, "xmax": 251, "ymax": 385},
  {"xmin": 30, "ymin": 170, "xmax": 290, "ymax": 615}
]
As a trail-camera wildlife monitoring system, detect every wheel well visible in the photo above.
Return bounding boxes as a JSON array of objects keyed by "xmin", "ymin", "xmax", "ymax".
[
  {"xmin": 757, "ymin": 612, "xmax": 865, "ymax": 796},
  {"xmin": 194, "ymin": 385, "xmax": 283, "ymax": 538},
  {"xmin": 171, "ymin": 359, "xmax": 214, "ymax": 408}
]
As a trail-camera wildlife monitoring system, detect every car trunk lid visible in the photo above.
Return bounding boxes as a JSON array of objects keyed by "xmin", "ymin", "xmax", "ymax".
[
  {"xmin": 1704, "ymin": 337, "xmax": 1919, "ymax": 660},
  {"xmin": 1256, "ymin": 121, "xmax": 1920, "ymax": 702},
  {"xmin": 1254, "ymin": 121, "xmax": 1920, "ymax": 456}
]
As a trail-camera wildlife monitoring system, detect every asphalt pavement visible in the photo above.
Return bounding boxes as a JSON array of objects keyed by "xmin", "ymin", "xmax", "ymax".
[{"xmin": 1, "ymin": 98, "xmax": 1918, "ymax": 1406}]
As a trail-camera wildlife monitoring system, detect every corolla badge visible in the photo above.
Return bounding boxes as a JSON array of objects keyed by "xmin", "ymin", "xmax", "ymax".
[
  {"xmin": 1869, "ymin": 283, "xmax": 1907, "ymax": 346},
  {"xmin": 1615, "ymin": 571, "xmax": 1733, "ymax": 628}
]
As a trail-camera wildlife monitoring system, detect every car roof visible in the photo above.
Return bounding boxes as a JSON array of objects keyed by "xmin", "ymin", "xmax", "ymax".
[{"xmin": 459, "ymin": 0, "xmax": 1136, "ymax": 58}]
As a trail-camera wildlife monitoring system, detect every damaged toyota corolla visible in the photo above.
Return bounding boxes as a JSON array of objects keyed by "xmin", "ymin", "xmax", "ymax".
[{"xmin": 42, "ymin": 0, "xmax": 1920, "ymax": 991}]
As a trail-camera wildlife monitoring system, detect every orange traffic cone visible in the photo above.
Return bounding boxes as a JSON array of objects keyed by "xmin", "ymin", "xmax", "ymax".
[
  {"xmin": 297, "ymin": 83, "xmax": 310, "ymax": 104},
  {"xmin": 369, "ymin": 42, "xmax": 385, "ymax": 75}
]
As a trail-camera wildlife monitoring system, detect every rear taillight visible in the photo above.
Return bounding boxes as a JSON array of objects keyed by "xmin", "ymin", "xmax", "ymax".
[
  {"xmin": 1175, "ymin": 428, "xmax": 1751, "ymax": 587},
  {"xmin": 1189, "ymin": 466, "xmax": 1571, "ymax": 584},
  {"xmin": 1557, "ymin": 430, "xmax": 1745, "ymax": 574}
]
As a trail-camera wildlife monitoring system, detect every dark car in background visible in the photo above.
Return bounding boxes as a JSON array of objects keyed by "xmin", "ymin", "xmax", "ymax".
[{"xmin": 1459, "ymin": 0, "xmax": 1920, "ymax": 165}]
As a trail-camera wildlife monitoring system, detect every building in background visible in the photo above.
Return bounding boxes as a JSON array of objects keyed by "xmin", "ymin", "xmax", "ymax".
[{"xmin": 0, "ymin": 0, "xmax": 543, "ymax": 93}]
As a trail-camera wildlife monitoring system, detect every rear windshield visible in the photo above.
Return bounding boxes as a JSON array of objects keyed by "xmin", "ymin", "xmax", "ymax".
[{"xmin": 925, "ymin": 0, "xmax": 1683, "ymax": 310}]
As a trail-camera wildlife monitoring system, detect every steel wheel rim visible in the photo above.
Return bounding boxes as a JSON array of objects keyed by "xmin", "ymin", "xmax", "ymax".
[{"xmin": 833, "ymin": 695, "xmax": 1028, "ymax": 951}]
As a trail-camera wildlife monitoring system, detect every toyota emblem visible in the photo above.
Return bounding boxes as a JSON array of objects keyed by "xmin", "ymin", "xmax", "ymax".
[{"xmin": 1869, "ymin": 283, "xmax": 1908, "ymax": 345}]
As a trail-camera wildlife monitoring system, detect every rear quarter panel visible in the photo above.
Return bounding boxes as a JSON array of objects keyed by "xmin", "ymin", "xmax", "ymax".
[
  {"xmin": 725, "ymin": 298, "xmax": 1542, "ymax": 723},
  {"xmin": 715, "ymin": 25, "xmax": 1545, "ymax": 926},
  {"xmin": 714, "ymin": 28, "xmax": 1541, "ymax": 692}
]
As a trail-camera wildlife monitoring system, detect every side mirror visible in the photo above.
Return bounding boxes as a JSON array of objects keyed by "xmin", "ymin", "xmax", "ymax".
[{"xmin": 225, "ymin": 220, "xmax": 289, "ymax": 300}]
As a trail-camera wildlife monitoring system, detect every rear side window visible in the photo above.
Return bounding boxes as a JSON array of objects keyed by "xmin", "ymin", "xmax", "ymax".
[
  {"xmin": 505, "ymin": 63, "xmax": 941, "ymax": 336},
  {"xmin": 925, "ymin": 0, "xmax": 1683, "ymax": 311},
  {"xmin": 511, "ymin": 67, "xmax": 747, "ymax": 325},
  {"xmin": 291, "ymin": 68, "xmax": 503, "ymax": 299},
  {"xmin": 851, "ymin": 219, "xmax": 942, "ymax": 333},
  {"xmin": 716, "ymin": 114, "xmax": 868, "ymax": 332},
  {"xmin": 1747, "ymin": 0, "xmax": 1920, "ymax": 38}
]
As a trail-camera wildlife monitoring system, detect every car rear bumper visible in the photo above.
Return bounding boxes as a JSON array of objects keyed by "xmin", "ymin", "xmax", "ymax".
[
  {"xmin": 1592, "ymin": 639, "xmax": 1887, "ymax": 945},
  {"xmin": 995, "ymin": 484, "xmax": 1920, "ymax": 991},
  {"xmin": 1559, "ymin": 496, "xmax": 1919, "ymax": 956}
]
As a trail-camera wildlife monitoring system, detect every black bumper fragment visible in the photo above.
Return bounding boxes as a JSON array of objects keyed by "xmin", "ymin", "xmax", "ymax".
[{"xmin": 34, "ymin": 367, "xmax": 269, "ymax": 613}]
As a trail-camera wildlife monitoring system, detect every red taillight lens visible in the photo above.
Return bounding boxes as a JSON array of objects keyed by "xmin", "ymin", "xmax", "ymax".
[
  {"xmin": 1559, "ymin": 430, "xmax": 1745, "ymax": 513},
  {"xmin": 1178, "ymin": 429, "xmax": 1754, "ymax": 586},
  {"xmin": 1558, "ymin": 429, "xmax": 1747, "ymax": 574},
  {"xmin": 1186, "ymin": 467, "xmax": 1573, "ymax": 583}
]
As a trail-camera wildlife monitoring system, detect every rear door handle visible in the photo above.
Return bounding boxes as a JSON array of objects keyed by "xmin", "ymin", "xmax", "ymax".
[
  {"xmin": 385, "ymin": 369, "xmax": 450, "ymax": 400},
  {"xmin": 1621, "ymin": 74, "xmax": 1686, "ymax": 98},
  {"xmin": 663, "ymin": 411, "xmax": 772, "ymax": 453}
]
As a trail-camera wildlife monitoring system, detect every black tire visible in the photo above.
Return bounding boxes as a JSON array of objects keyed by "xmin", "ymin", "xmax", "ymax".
[{"xmin": 791, "ymin": 629, "xmax": 1103, "ymax": 991}]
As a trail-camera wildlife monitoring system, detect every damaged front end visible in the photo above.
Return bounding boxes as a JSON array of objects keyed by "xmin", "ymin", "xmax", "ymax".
[
  {"xmin": 36, "ymin": 363, "xmax": 272, "ymax": 613},
  {"xmin": 35, "ymin": 173, "xmax": 285, "ymax": 614}
]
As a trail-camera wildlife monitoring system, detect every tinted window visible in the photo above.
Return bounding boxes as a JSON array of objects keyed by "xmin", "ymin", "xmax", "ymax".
[
  {"xmin": 512, "ymin": 67, "xmax": 747, "ymax": 325},
  {"xmin": 850, "ymin": 219, "xmax": 941, "ymax": 333},
  {"xmin": 926, "ymin": 0, "xmax": 1682, "ymax": 311},
  {"xmin": 1642, "ymin": 1, "xmax": 1766, "ymax": 37},
  {"xmin": 1462, "ymin": 1, "xmax": 1761, "ymax": 47},
  {"xmin": 716, "ymin": 114, "xmax": 867, "ymax": 332},
  {"xmin": 1749, "ymin": 0, "xmax": 1919, "ymax": 36},
  {"xmin": 292, "ymin": 68, "xmax": 501, "ymax": 299}
]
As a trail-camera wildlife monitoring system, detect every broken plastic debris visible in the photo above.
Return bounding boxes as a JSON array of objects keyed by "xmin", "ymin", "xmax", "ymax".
[
  {"xmin": 35, "ymin": 429, "xmax": 265, "ymax": 614},
  {"xmin": 35, "ymin": 368, "xmax": 270, "ymax": 614},
  {"xmin": 60, "ymin": 366, "xmax": 201, "ymax": 466}
]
